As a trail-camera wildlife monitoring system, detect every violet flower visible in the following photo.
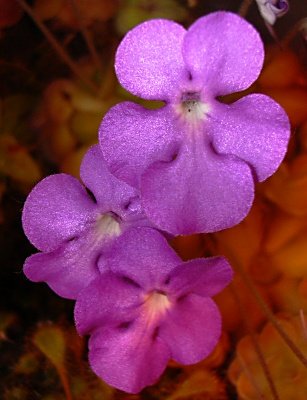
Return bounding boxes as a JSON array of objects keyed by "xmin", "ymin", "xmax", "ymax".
[
  {"xmin": 75, "ymin": 227, "xmax": 232, "ymax": 393},
  {"xmin": 255, "ymin": 0, "xmax": 289, "ymax": 25},
  {"xmin": 99, "ymin": 11, "xmax": 290, "ymax": 235},
  {"xmin": 22, "ymin": 145, "xmax": 150, "ymax": 299}
]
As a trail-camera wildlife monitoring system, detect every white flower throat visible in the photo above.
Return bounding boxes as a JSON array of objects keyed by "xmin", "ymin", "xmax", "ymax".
[
  {"xmin": 174, "ymin": 91, "xmax": 210, "ymax": 128},
  {"xmin": 95, "ymin": 213, "xmax": 121, "ymax": 239},
  {"xmin": 144, "ymin": 290, "xmax": 172, "ymax": 324}
]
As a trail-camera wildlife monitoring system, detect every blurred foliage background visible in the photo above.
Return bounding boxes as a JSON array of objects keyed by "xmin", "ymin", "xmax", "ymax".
[{"xmin": 0, "ymin": 0, "xmax": 307, "ymax": 399}]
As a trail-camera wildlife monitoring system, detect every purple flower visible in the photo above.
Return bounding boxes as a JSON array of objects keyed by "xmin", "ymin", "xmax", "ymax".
[
  {"xmin": 75, "ymin": 227, "xmax": 232, "ymax": 393},
  {"xmin": 22, "ymin": 145, "xmax": 150, "ymax": 299},
  {"xmin": 255, "ymin": 0, "xmax": 289, "ymax": 25},
  {"xmin": 99, "ymin": 11, "xmax": 290, "ymax": 235}
]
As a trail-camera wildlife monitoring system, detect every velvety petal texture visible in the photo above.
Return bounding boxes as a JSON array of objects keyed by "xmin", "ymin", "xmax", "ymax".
[
  {"xmin": 24, "ymin": 227, "xmax": 107, "ymax": 299},
  {"xmin": 75, "ymin": 229, "xmax": 232, "ymax": 393},
  {"xmin": 89, "ymin": 324, "xmax": 170, "ymax": 394},
  {"xmin": 23, "ymin": 145, "xmax": 150, "ymax": 299},
  {"xmin": 115, "ymin": 19, "xmax": 188, "ymax": 100},
  {"xmin": 99, "ymin": 227, "xmax": 181, "ymax": 289},
  {"xmin": 99, "ymin": 102, "xmax": 180, "ymax": 188},
  {"xmin": 22, "ymin": 174, "xmax": 96, "ymax": 252},
  {"xmin": 80, "ymin": 145, "xmax": 138, "ymax": 217},
  {"xmin": 75, "ymin": 273, "xmax": 141, "ymax": 335},
  {"xmin": 141, "ymin": 139, "xmax": 254, "ymax": 234},
  {"xmin": 183, "ymin": 11, "xmax": 264, "ymax": 95},
  {"xmin": 103, "ymin": 11, "xmax": 289, "ymax": 235},
  {"xmin": 211, "ymin": 94, "xmax": 290, "ymax": 182},
  {"xmin": 159, "ymin": 295, "xmax": 221, "ymax": 364},
  {"xmin": 167, "ymin": 257, "xmax": 233, "ymax": 298}
]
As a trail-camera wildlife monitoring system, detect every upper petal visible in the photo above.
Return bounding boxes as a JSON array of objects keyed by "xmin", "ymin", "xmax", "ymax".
[
  {"xmin": 80, "ymin": 145, "xmax": 140, "ymax": 219},
  {"xmin": 99, "ymin": 227, "xmax": 180, "ymax": 290},
  {"xmin": 168, "ymin": 257, "xmax": 233, "ymax": 299},
  {"xmin": 211, "ymin": 94, "xmax": 290, "ymax": 182},
  {"xmin": 159, "ymin": 295, "xmax": 221, "ymax": 364},
  {"xmin": 183, "ymin": 12, "xmax": 264, "ymax": 96},
  {"xmin": 22, "ymin": 174, "xmax": 96, "ymax": 252},
  {"xmin": 115, "ymin": 19, "xmax": 187, "ymax": 100},
  {"xmin": 99, "ymin": 102, "xmax": 180, "ymax": 188},
  {"xmin": 141, "ymin": 139, "xmax": 255, "ymax": 235}
]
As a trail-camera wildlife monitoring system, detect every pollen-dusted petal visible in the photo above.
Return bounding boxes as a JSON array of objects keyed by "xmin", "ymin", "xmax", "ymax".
[
  {"xmin": 74, "ymin": 273, "xmax": 141, "ymax": 336},
  {"xmin": 159, "ymin": 294, "xmax": 221, "ymax": 364},
  {"xmin": 99, "ymin": 102, "xmax": 180, "ymax": 188},
  {"xmin": 88, "ymin": 321, "xmax": 170, "ymax": 393},
  {"xmin": 211, "ymin": 94, "xmax": 290, "ymax": 182},
  {"xmin": 23, "ymin": 220, "xmax": 120, "ymax": 300},
  {"xmin": 115, "ymin": 19, "xmax": 187, "ymax": 100},
  {"xmin": 183, "ymin": 12, "xmax": 264, "ymax": 96},
  {"xmin": 168, "ymin": 257, "xmax": 233, "ymax": 298},
  {"xmin": 100, "ymin": 227, "xmax": 180, "ymax": 290},
  {"xmin": 141, "ymin": 141, "xmax": 254, "ymax": 235},
  {"xmin": 22, "ymin": 174, "xmax": 96, "ymax": 252},
  {"xmin": 80, "ymin": 145, "xmax": 137, "ymax": 215}
]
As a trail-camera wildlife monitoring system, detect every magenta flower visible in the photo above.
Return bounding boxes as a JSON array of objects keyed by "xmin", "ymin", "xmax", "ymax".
[
  {"xmin": 22, "ymin": 145, "xmax": 150, "ymax": 299},
  {"xmin": 99, "ymin": 11, "xmax": 290, "ymax": 235},
  {"xmin": 75, "ymin": 227, "xmax": 232, "ymax": 393}
]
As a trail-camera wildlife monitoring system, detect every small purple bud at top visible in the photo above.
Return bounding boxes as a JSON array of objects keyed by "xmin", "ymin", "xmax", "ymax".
[{"xmin": 255, "ymin": 0, "xmax": 289, "ymax": 25}]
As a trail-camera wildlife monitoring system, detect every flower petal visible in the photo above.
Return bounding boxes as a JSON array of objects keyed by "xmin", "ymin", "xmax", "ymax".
[
  {"xmin": 99, "ymin": 102, "xmax": 180, "ymax": 188},
  {"xmin": 100, "ymin": 227, "xmax": 180, "ymax": 290},
  {"xmin": 22, "ymin": 174, "xmax": 96, "ymax": 252},
  {"xmin": 141, "ymin": 140, "xmax": 254, "ymax": 235},
  {"xmin": 183, "ymin": 11, "xmax": 264, "ymax": 96},
  {"xmin": 75, "ymin": 272, "xmax": 170, "ymax": 393},
  {"xmin": 115, "ymin": 19, "xmax": 187, "ymax": 100},
  {"xmin": 80, "ymin": 145, "xmax": 138, "ymax": 216},
  {"xmin": 211, "ymin": 94, "xmax": 290, "ymax": 182},
  {"xmin": 168, "ymin": 257, "xmax": 233, "ymax": 298},
  {"xmin": 88, "ymin": 320, "xmax": 170, "ymax": 393},
  {"xmin": 74, "ymin": 273, "xmax": 141, "ymax": 335},
  {"xmin": 23, "ymin": 226, "xmax": 114, "ymax": 300},
  {"xmin": 159, "ymin": 294, "xmax": 221, "ymax": 364}
]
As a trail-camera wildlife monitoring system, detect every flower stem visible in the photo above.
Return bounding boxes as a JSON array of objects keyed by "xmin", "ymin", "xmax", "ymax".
[
  {"xmin": 16, "ymin": 0, "xmax": 100, "ymax": 96},
  {"xmin": 68, "ymin": 0, "xmax": 104, "ymax": 72},
  {"xmin": 238, "ymin": 0, "xmax": 253, "ymax": 17}
]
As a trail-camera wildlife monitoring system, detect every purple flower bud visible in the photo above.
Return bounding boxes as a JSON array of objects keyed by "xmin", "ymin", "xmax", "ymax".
[{"xmin": 255, "ymin": 0, "xmax": 289, "ymax": 25}]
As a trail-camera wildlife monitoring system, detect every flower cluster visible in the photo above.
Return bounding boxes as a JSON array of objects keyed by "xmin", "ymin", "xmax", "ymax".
[{"xmin": 22, "ymin": 11, "xmax": 289, "ymax": 394}]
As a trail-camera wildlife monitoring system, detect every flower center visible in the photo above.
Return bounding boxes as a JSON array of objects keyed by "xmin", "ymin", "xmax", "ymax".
[
  {"xmin": 144, "ymin": 290, "xmax": 172, "ymax": 323},
  {"xmin": 95, "ymin": 213, "xmax": 121, "ymax": 239},
  {"xmin": 174, "ymin": 91, "xmax": 210, "ymax": 127}
]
